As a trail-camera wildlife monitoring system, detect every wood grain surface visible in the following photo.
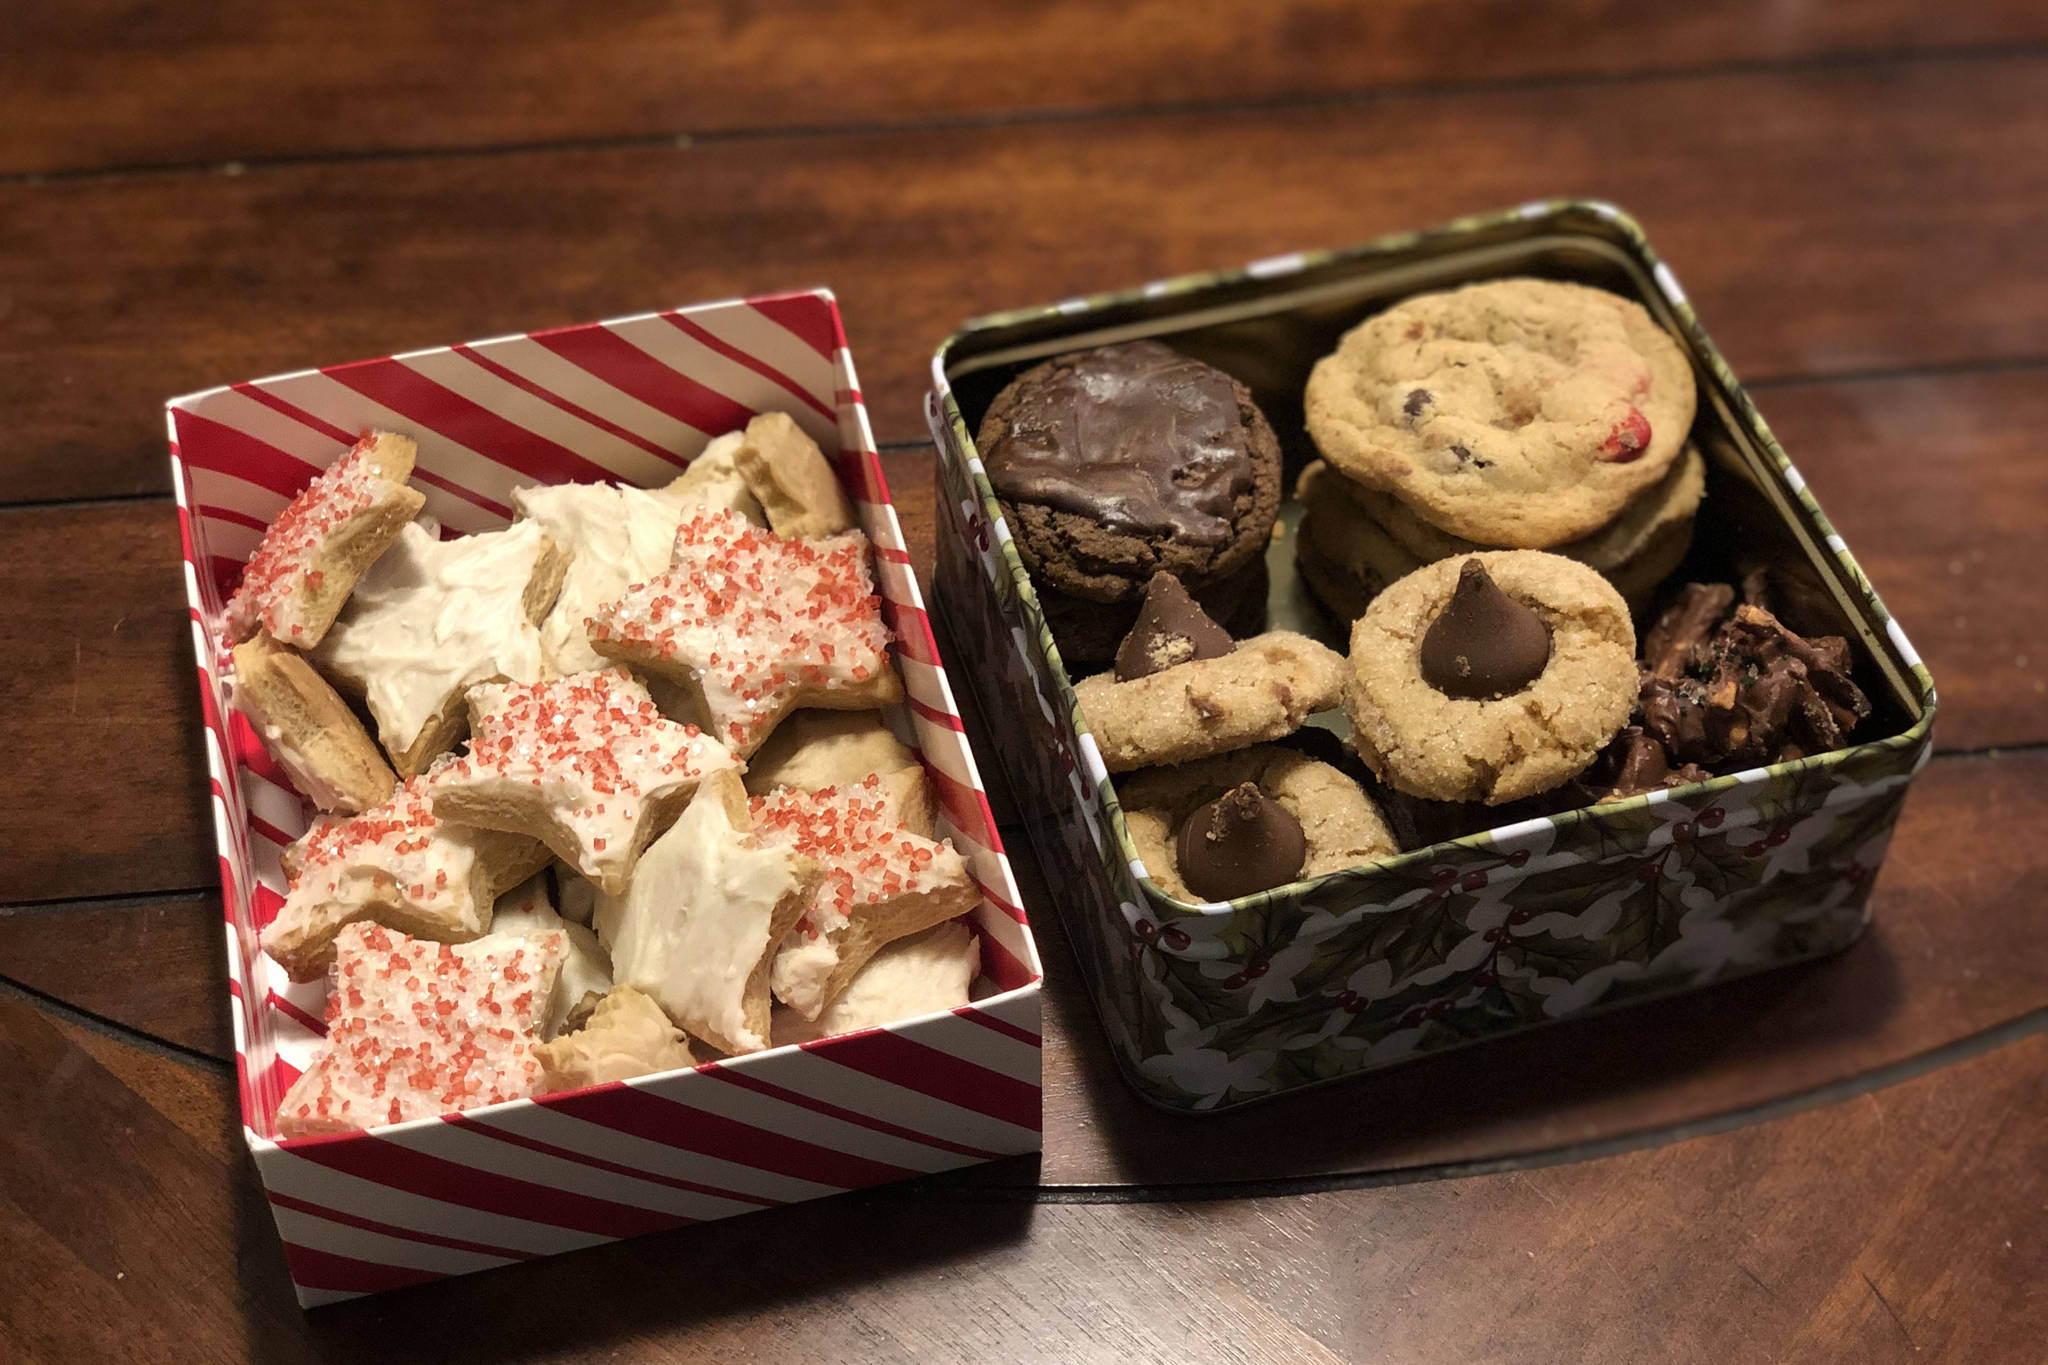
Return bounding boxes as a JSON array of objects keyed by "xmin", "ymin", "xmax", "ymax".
[
  {"xmin": 6, "ymin": 990, "xmax": 2046, "ymax": 1363},
  {"xmin": 5, "ymin": 53, "xmax": 2047, "ymax": 503},
  {"xmin": 5, "ymin": 2, "xmax": 2046, "ymax": 1358},
  {"xmin": 7, "ymin": 1, "xmax": 2045, "ymax": 175}
]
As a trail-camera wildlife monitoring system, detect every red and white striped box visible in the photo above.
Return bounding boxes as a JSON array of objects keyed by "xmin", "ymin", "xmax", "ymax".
[{"xmin": 166, "ymin": 290, "xmax": 1044, "ymax": 1308}]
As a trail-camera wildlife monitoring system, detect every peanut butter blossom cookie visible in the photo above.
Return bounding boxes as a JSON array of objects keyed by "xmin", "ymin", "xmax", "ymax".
[
  {"xmin": 1121, "ymin": 745, "xmax": 1397, "ymax": 903},
  {"xmin": 1304, "ymin": 279, "xmax": 1696, "ymax": 549},
  {"xmin": 978, "ymin": 340, "xmax": 1281, "ymax": 660},
  {"xmin": 1074, "ymin": 573, "xmax": 1346, "ymax": 773},
  {"xmin": 1344, "ymin": 552, "xmax": 1637, "ymax": 805}
]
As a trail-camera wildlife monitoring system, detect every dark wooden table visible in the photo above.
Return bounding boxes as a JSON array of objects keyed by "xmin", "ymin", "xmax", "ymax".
[{"xmin": 5, "ymin": 4, "xmax": 2047, "ymax": 1360}]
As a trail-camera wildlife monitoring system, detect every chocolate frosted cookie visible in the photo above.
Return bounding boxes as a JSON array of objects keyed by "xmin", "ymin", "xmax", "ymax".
[
  {"xmin": 1304, "ymin": 279, "xmax": 1696, "ymax": 549},
  {"xmin": 1344, "ymin": 552, "xmax": 1638, "ymax": 805},
  {"xmin": 979, "ymin": 341, "xmax": 1283, "ymax": 606}
]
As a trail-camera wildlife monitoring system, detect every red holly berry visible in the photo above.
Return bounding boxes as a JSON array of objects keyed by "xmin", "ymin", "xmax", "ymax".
[
  {"xmin": 1160, "ymin": 926, "xmax": 1191, "ymax": 952},
  {"xmin": 1459, "ymin": 869, "xmax": 1489, "ymax": 892},
  {"xmin": 1133, "ymin": 919, "xmax": 1157, "ymax": 942},
  {"xmin": 1483, "ymin": 927, "xmax": 1502, "ymax": 943},
  {"xmin": 1672, "ymin": 821, "xmax": 1694, "ymax": 843},
  {"xmin": 1222, "ymin": 973, "xmax": 1247, "ymax": 990},
  {"xmin": 1339, "ymin": 991, "xmax": 1365, "ymax": 1014},
  {"xmin": 1429, "ymin": 866, "xmax": 1458, "ymax": 891},
  {"xmin": 1245, "ymin": 961, "xmax": 1269, "ymax": 979},
  {"xmin": 1699, "ymin": 807, "xmax": 1725, "ymax": 829},
  {"xmin": 1766, "ymin": 828, "xmax": 1790, "ymax": 848},
  {"xmin": 1506, "ymin": 848, "xmax": 1532, "ymax": 868},
  {"xmin": 1637, "ymin": 862, "xmax": 1662, "ymax": 883},
  {"xmin": 1507, "ymin": 907, "xmax": 1534, "ymax": 926},
  {"xmin": 1427, "ymin": 1000, "xmax": 1452, "ymax": 1018},
  {"xmin": 1743, "ymin": 841, "xmax": 1767, "ymax": 858},
  {"xmin": 1474, "ymin": 969, "xmax": 1498, "ymax": 987},
  {"xmin": 1399, "ymin": 1007, "xmax": 1425, "ymax": 1027}
]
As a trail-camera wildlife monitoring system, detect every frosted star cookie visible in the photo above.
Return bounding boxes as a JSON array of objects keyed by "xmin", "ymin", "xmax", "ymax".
[
  {"xmin": 733, "ymin": 411, "xmax": 857, "ymax": 540},
  {"xmin": 260, "ymin": 776, "xmax": 550, "ymax": 983},
  {"xmin": 275, "ymin": 921, "xmax": 566, "ymax": 1137},
  {"xmin": 593, "ymin": 769, "xmax": 821, "ymax": 1055},
  {"xmin": 1304, "ymin": 279, "xmax": 1696, "ymax": 548},
  {"xmin": 491, "ymin": 874, "xmax": 613, "ymax": 1039},
  {"xmin": 510, "ymin": 439, "xmax": 765, "ymax": 676},
  {"xmin": 230, "ymin": 631, "xmax": 396, "ymax": 813},
  {"xmin": 1120, "ymin": 745, "xmax": 1398, "ymax": 904},
  {"xmin": 753, "ymin": 775, "xmax": 981, "ymax": 1021},
  {"xmin": 223, "ymin": 430, "xmax": 426, "ymax": 647},
  {"xmin": 587, "ymin": 507, "xmax": 902, "ymax": 757},
  {"xmin": 312, "ymin": 519, "xmax": 567, "ymax": 776},
  {"xmin": 1345, "ymin": 553, "xmax": 1638, "ymax": 805},
  {"xmin": 428, "ymin": 669, "xmax": 740, "ymax": 895},
  {"xmin": 771, "ymin": 920, "xmax": 979, "ymax": 1047},
  {"xmin": 742, "ymin": 709, "xmax": 934, "ymax": 838},
  {"xmin": 537, "ymin": 986, "xmax": 695, "ymax": 1092},
  {"xmin": 1072, "ymin": 574, "xmax": 1348, "ymax": 773}
]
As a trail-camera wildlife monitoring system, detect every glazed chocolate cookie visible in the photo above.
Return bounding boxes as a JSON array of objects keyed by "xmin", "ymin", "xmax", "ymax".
[
  {"xmin": 979, "ymin": 341, "xmax": 1283, "ymax": 607},
  {"xmin": 1304, "ymin": 279, "xmax": 1696, "ymax": 549},
  {"xmin": 1345, "ymin": 552, "xmax": 1637, "ymax": 805},
  {"xmin": 1121, "ymin": 745, "xmax": 1397, "ymax": 904}
]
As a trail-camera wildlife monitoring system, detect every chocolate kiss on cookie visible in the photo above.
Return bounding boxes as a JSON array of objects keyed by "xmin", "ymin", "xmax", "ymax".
[
  {"xmin": 1420, "ymin": 559, "xmax": 1553, "ymax": 700},
  {"xmin": 1175, "ymin": 781, "xmax": 1307, "ymax": 900},
  {"xmin": 1114, "ymin": 571, "xmax": 1236, "ymax": 681}
]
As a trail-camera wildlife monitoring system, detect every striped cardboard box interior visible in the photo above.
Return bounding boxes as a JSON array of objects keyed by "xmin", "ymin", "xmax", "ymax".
[{"xmin": 167, "ymin": 290, "xmax": 1045, "ymax": 1307}]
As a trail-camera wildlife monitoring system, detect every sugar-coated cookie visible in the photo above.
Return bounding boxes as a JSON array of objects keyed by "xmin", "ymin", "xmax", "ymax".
[
  {"xmin": 427, "ymin": 669, "xmax": 741, "ymax": 895},
  {"xmin": 260, "ymin": 776, "xmax": 550, "ymax": 983},
  {"xmin": 1345, "ymin": 552, "xmax": 1637, "ymax": 805},
  {"xmin": 1305, "ymin": 279, "xmax": 1695, "ymax": 548},
  {"xmin": 275, "ymin": 922, "xmax": 566, "ymax": 1136},
  {"xmin": 587, "ymin": 507, "xmax": 901, "ymax": 757},
  {"xmin": 754, "ymin": 776, "xmax": 981, "ymax": 1021},
  {"xmin": 224, "ymin": 430, "xmax": 426, "ymax": 647},
  {"xmin": 490, "ymin": 874, "xmax": 614, "ymax": 1040},
  {"xmin": 742, "ymin": 709, "xmax": 934, "ymax": 838}
]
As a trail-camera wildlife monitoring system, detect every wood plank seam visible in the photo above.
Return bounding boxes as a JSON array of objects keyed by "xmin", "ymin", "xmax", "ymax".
[{"xmin": 4, "ymin": 40, "xmax": 2045, "ymax": 188}]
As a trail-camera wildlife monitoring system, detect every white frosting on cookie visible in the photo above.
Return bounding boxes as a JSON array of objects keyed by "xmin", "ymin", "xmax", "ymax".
[
  {"xmin": 593, "ymin": 773, "xmax": 809, "ymax": 1054},
  {"xmin": 772, "ymin": 920, "xmax": 979, "ymax": 1046},
  {"xmin": 536, "ymin": 986, "xmax": 694, "ymax": 1091},
  {"xmin": 490, "ymin": 875, "xmax": 614, "ymax": 1039},
  {"xmin": 315, "ymin": 519, "xmax": 553, "ymax": 759}
]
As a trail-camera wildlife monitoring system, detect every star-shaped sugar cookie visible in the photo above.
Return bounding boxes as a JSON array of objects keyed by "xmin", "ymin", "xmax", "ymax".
[
  {"xmin": 224, "ymin": 431, "xmax": 426, "ymax": 647},
  {"xmin": 593, "ymin": 769, "xmax": 821, "ymax": 1055},
  {"xmin": 314, "ymin": 518, "xmax": 567, "ymax": 776},
  {"xmin": 260, "ymin": 776, "xmax": 550, "ymax": 983},
  {"xmin": 274, "ymin": 921, "xmax": 567, "ymax": 1137},
  {"xmin": 511, "ymin": 440, "xmax": 765, "ymax": 676},
  {"xmin": 426, "ymin": 669, "xmax": 739, "ymax": 895},
  {"xmin": 586, "ymin": 507, "xmax": 902, "ymax": 756},
  {"xmin": 753, "ymin": 775, "xmax": 982, "ymax": 1020}
]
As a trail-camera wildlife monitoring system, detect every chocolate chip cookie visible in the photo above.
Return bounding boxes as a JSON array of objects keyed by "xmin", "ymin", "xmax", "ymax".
[{"xmin": 1304, "ymin": 279, "xmax": 1696, "ymax": 549}]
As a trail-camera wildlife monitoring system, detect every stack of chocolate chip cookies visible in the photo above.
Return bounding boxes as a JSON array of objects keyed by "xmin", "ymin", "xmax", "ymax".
[{"xmin": 1296, "ymin": 278, "xmax": 1703, "ymax": 620}]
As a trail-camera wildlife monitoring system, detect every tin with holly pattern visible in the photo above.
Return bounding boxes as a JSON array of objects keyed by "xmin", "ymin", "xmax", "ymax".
[{"xmin": 927, "ymin": 202, "xmax": 1935, "ymax": 1113}]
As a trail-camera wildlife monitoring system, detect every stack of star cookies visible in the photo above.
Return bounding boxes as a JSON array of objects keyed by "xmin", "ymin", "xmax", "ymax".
[
  {"xmin": 1295, "ymin": 278, "xmax": 1704, "ymax": 621},
  {"xmin": 223, "ymin": 417, "xmax": 985, "ymax": 1139}
]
